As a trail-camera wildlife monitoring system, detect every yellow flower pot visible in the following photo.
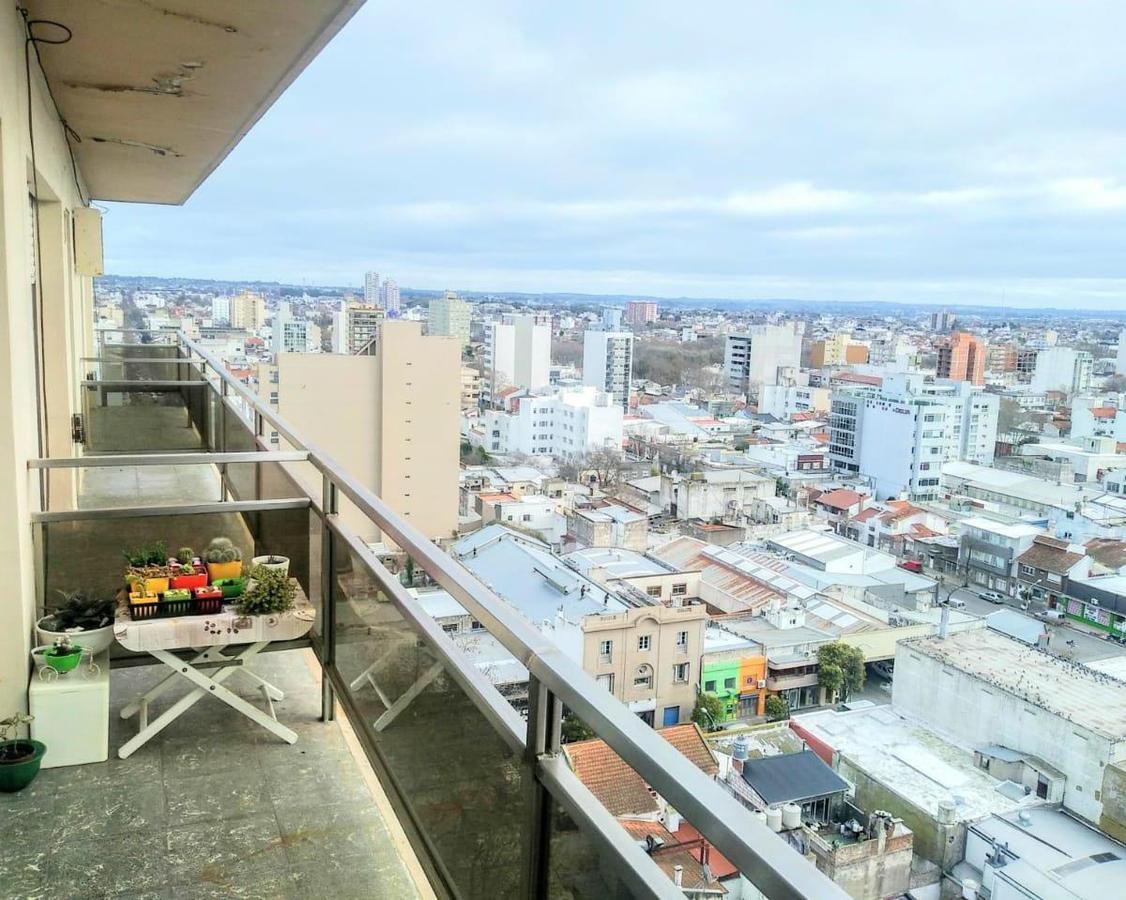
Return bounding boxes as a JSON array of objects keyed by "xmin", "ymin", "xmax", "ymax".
[
  {"xmin": 129, "ymin": 592, "xmax": 155, "ymax": 605},
  {"xmin": 207, "ymin": 561, "xmax": 242, "ymax": 582},
  {"xmin": 143, "ymin": 576, "xmax": 170, "ymax": 595}
]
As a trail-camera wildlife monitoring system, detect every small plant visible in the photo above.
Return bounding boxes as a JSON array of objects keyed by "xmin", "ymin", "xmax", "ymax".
[
  {"xmin": 236, "ymin": 565, "xmax": 295, "ymax": 615},
  {"xmin": 177, "ymin": 547, "xmax": 196, "ymax": 565},
  {"xmin": 46, "ymin": 637, "xmax": 79, "ymax": 658},
  {"xmin": 0, "ymin": 714, "xmax": 35, "ymax": 761},
  {"xmin": 122, "ymin": 541, "xmax": 168, "ymax": 568},
  {"xmin": 205, "ymin": 537, "xmax": 242, "ymax": 564},
  {"xmin": 41, "ymin": 591, "xmax": 114, "ymax": 632}
]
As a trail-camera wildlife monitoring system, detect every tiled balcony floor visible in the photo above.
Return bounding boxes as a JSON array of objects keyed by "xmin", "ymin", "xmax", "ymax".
[{"xmin": 0, "ymin": 651, "xmax": 425, "ymax": 900}]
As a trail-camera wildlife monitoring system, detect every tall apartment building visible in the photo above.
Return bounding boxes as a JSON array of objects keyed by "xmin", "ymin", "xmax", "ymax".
[
  {"xmin": 930, "ymin": 308, "xmax": 957, "ymax": 332},
  {"xmin": 276, "ymin": 321, "xmax": 460, "ymax": 542},
  {"xmin": 381, "ymin": 278, "xmax": 401, "ymax": 314},
  {"xmin": 583, "ymin": 329, "xmax": 634, "ymax": 411},
  {"xmin": 211, "ymin": 295, "xmax": 231, "ymax": 325},
  {"xmin": 809, "ymin": 333, "xmax": 869, "ymax": 368},
  {"xmin": 230, "ymin": 290, "xmax": 266, "ymax": 331},
  {"xmin": 428, "ymin": 290, "xmax": 471, "ymax": 347},
  {"xmin": 363, "ymin": 271, "xmax": 380, "ymax": 304},
  {"xmin": 481, "ymin": 386, "xmax": 624, "ymax": 457},
  {"xmin": 483, "ymin": 314, "xmax": 551, "ymax": 405},
  {"xmin": 1031, "ymin": 347, "xmax": 1093, "ymax": 395},
  {"xmin": 602, "ymin": 307, "xmax": 624, "ymax": 330},
  {"xmin": 624, "ymin": 300, "xmax": 658, "ymax": 326},
  {"xmin": 936, "ymin": 331, "xmax": 985, "ymax": 385},
  {"xmin": 828, "ymin": 374, "xmax": 999, "ymax": 501},
  {"xmin": 272, "ymin": 302, "xmax": 319, "ymax": 354},
  {"xmin": 332, "ymin": 303, "xmax": 385, "ymax": 355},
  {"xmin": 724, "ymin": 322, "xmax": 804, "ymax": 392}
]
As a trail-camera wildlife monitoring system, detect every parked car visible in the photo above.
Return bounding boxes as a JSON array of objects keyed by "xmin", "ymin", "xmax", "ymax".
[
  {"xmin": 897, "ymin": 560, "xmax": 923, "ymax": 573},
  {"xmin": 946, "ymin": 597, "xmax": 967, "ymax": 609},
  {"xmin": 872, "ymin": 660, "xmax": 895, "ymax": 680},
  {"xmin": 979, "ymin": 590, "xmax": 1007, "ymax": 604}
]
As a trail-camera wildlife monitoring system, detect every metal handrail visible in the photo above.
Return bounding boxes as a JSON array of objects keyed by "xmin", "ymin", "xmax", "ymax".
[{"xmin": 176, "ymin": 331, "xmax": 844, "ymax": 899}]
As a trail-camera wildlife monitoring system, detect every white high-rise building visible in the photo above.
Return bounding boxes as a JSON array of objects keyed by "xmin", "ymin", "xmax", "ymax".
[
  {"xmin": 1115, "ymin": 330, "xmax": 1126, "ymax": 376},
  {"xmin": 428, "ymin": 291, "xmax": 471, "ymax": 347},
  {"xmin": 724, "ymin": 322, "xmax": 804, "ymax": 392},
  {"xmin": 381, "ymin": 278, "xmax": 400, "ymax": 314},
  {"xmin": 272, "ymin": 302, "xmax": 318, "ymax": 355},
  {"xmin": 583, "ymin": 329, "xmax": 633, "ymax": 411},
  {"xmin": 363, "ymin": 271, "xmax": 380, "ymax": 305},
  {"xmin": 211, "ymin": 295, "xmax": 231, "ymax": 325},
  {"xmin": 483, "ymin": 314, "xmax": 551, "ymax": 405},
  {"xmin": 1030, "ymin": 347, "xmax": 1093, "ymax": 395},
  {"xmin": 481, "ymin": 386, "xmax": 623, "ymax": 457},
  {"xmin": 828, "ymin": 373, "xmax": 999, "ymax": 501}
]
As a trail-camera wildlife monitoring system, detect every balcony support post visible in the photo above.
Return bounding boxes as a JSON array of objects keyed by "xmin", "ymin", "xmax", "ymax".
[
  {"xmin": 218, "ymin": 379, "xmax": 229, "ymax": 501},
  {"xmin": 523, "ymin": 675, "xmax": 561, "ymax": 899},
  {"xmin": 320, "ymin": 473, "xmax": 338, "ymax": 722}
]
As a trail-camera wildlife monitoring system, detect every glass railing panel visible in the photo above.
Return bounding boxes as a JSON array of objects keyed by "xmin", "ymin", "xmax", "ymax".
[
  {"xmin": 547, "ymin": 797, "xmax": 647, "ymax": 900},
  {"xmin": 84, "ymin": 355, "xmax": 203, "ymax": 384},
  {"xmin": 329, "ymin": 534, "xmax": 526, "ymax": 897},
  {"xmin": 82, "ymin": 383, "xmax": 210, "ymax": 453}
]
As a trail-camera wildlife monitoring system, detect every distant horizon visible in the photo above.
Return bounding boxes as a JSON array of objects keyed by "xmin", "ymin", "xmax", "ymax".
[
  {"xmin": 100, "ymin": 3, "xmax": 1126, "ymax": 313},
  {"xmin": 99, "ymin": 272, "xmax": 1126, "ymax": 319}
]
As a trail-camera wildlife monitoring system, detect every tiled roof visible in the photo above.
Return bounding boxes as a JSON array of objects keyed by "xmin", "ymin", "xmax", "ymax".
[
  {"xmin": 1090, "ymin": 406, "xmax": 1118, "ymax": 419},
  {"xmin": 1084, "ymin": 538, "xmax": 1126, "ymax": 571},
  {"xmin": 816, "ymin": 488, "xmax": 864, "ymax": 510},
  {"xmin": 1017, "ymin": 535, "xmax": 1085, "ymax": 573},
  {"xmin": 564, "ymin": 724, "xmax": 717, "ymax": 817},
  {"xmin": 851, "ymin": 507, "xmax": 881, "ymax": 524}
]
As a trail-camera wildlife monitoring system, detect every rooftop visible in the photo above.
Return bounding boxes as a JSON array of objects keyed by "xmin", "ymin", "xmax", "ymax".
[
  {"xmin": 902, "ymin": 629, "xmax": 1126, "ymax": 739},
  {"xmin": 794, "ymin": 706, "xmax": 1046, "ymax": 823},
  {"xmin": 740, "ymin": 749, "xmax": 850, "ymax": 806},
  {"xmin": 564, "ymin": 724, "xmax": 718, "ymax": 817},
  {"xmin": 563, "ymin": 547, "xmax": 679, "ymax": 580}
]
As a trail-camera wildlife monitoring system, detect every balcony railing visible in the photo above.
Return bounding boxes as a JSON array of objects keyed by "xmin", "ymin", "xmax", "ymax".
[{"xmin": 30, "ymin": 329, "xmax": 846, "ymax": 900}]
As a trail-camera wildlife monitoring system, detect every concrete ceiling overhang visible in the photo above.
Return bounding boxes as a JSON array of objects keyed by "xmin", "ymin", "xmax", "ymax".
[{"xmin": 24, "ymin": 0, "xmax": 364, "ymax": 204}]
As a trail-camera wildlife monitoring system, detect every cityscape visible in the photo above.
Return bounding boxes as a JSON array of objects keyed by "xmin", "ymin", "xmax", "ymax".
[{"xmin": 3, "ymin": 3, "xmax": 1126, "ymax": 900}]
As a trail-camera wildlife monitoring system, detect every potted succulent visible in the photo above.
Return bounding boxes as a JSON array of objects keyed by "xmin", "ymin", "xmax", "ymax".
[
  {"xmin": 36, "ymin": 590, "xmax": 116, "ymax": 654},
  {"xmin": 193, "ymin": 584, "xmax": 223, "ymax": 614},
  {"xmin": 236, "ymin": 565, "xmax": 296, "ymax": 615},
  {"xmin": 36, "ymin": 637, "xmax": 85, "ymax": 675},
  {"xmin": 123, "ymin": 541, "xmax": 171, "ymax": 594},
  {"xmin": 170, "ymin": 548, "xmax": 207, "ymax": 590},
  {"xmin": 204, "ymin": 537, "xmax": 243, "ymax": 582},
  {"xmin": 0, "ymin": 713, "xmax": 45, "ymax": 793},
  {"xmin": 162, "ymin": 588, "xmax": 191, "ymax": 603},
  {"xmin": 212, "ymin": 577, "xmax": 246, "ymax": 599},
  {"xmin": 250, "ymin": 554, "xmax": 290, "ymax": 577}
]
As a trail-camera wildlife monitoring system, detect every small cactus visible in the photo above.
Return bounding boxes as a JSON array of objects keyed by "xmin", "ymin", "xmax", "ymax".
[
  {"xmin": 177, "ymin": 547, "xmax": 196, "ymax": 565},
  {"xmin": 205, "ymin": 537, "xmax": 242, "ymax": 563}
]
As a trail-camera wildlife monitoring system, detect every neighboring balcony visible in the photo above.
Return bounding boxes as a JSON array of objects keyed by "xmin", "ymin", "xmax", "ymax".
[
  {"xmin": 766, "ymin": 672, "xmax": 820, "ymax": 692},
  {"xmin": 19, "ymin": 332, "xmax": 846, "ymax": 900}
]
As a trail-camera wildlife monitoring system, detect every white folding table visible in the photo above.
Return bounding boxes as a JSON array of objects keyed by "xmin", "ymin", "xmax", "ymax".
[{"xmin": 113, "ymin": 591, "xmax": 315, "ymax": 758}]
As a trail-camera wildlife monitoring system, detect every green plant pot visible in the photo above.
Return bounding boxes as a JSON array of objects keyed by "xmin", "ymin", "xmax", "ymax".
[
  {"xmin": 214, "ymin": 577, "xmax": 246, "ymax": 599},
  {"xmin": 44, "ymin": 649, "xmax": 83, "ymax": 674},
  {"xmin": 0, "ymin": 740, "xmax": 47, "ymax": 793}
]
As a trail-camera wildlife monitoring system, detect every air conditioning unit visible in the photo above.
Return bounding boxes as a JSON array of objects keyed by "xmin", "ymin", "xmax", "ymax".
[{"xmin": 758, "ymin": 679, "xmax": 767, "ymax": 689}]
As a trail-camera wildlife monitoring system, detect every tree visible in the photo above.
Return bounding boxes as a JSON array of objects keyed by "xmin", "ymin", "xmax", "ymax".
[
  {"xmin": 817, "ymin": 642, "xmax": 866, "ymax": 702},
  {"xmin": 765, "ymin": 695, "xmax": 790, "ymax": 722},
  {"xmin": 587, "ymin": 447, "xmax": 625, "ymax": 490},
  {"xmin": 692, "ymin": 693, "xmax": 725, "ymax": 731},
  {"xmin": 997, "ymin": 397, "xmax": 1023, "ymax": 434},
  {"xmin": 561, "ymin": 710, "xmax": 595, "ymax": 743}
]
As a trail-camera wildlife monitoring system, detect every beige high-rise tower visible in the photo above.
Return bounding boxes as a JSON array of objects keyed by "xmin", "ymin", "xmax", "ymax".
[{"xmin": 275, "ymin": 320, "xmax": 460, "ymax": 543}]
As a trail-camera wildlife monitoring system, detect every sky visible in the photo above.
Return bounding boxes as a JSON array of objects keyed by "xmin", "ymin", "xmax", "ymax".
[{"xmin": 102, "ymin": 1, "xmax": 1126, "ymax": 309}]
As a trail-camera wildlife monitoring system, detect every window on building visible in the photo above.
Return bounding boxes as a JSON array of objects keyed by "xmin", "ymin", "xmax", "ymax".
[
  {"xmin": 599, "ymin": 640, "xmax": 613, "ymax": 662},
  {"xmin": 704, "ymin": 679, "xmax": 716, "ymax": 692},
  {"xmin": 470, "ymin": 619, "xmax": 482, "ymax": 631},
  {"xmin": 676, "ymin": 630, "xmax": 688, "ymax": 649},
  {"xmin": 638, "ymin": 634, "xmax": 651, "ymax": 651},
  {"xmin": 724, "ymin": 677, "xmax": 736, "ymax": 690},
  {"xmin": 646, "ymin": 585, "xmax": 662, "ymax": 597},
  {"xmin": 596, "ymin": 673, "xmax": 614, "ymax": 693},
  {"xmin": 671, "ymin": 583, "xmax": 687, "ymax": 596},
  {"xmin": 673, "ymin": 663, "xmax": 689, "ymax": 683},
  {"xmin": 441, "ymin": 622, "xmax": 459, "ymax": 635},
  {"xmin": 634, "ymin": 665, "xmax": 653, "ymax": 688}
]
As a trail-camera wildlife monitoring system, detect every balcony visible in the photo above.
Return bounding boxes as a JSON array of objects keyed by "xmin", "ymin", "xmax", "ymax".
[{"xmin": 15, "ymin": 331, "xmax": 845, "ymax": 899}]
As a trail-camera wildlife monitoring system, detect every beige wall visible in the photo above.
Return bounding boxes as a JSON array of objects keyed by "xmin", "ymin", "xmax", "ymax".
[
  {"xmin": 582, "ymin": 604, "xmax": 708, "ymax": 724},
  {"xmin": 276, "ymin": 321, "xmax": 460, "ymax": 545},
  {"xmin": 1, "ymin": 3, "xmax": 92, "ymax": 719}
]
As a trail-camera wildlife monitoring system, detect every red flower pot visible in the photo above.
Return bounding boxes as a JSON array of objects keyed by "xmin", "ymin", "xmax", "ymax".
[
  {"xmin": 192, "ymin": 585, "xmax": 224, "ymax": 614},
  {"xmin": 171, "ymin": 572, "xmax": 208, "ymax": 590}
]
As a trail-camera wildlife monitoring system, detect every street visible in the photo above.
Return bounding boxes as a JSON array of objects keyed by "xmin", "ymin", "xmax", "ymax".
[{"xmin": 941, "ymin": 584, "xmax": 1126, "ymax": 664}]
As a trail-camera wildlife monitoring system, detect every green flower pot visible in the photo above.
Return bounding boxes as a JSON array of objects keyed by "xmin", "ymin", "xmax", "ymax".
[
  {"xmin": 213, "ymin": 577, "xmax": 246, "ymax": 599},
  {"xmin": 0, "ymin": 740, "xmax": 47, "ymax": 793},
  {"xmin": 44, "ymin": 648, "xmax": 83, "ymax": 674}
]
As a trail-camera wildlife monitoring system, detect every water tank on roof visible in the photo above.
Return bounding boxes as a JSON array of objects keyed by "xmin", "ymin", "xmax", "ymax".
[
  {"xmin": 961, "ymin": 878, "xmax": 979, "ymax": 899},
  {"xmin": 754, "ymin": 811, "xmax": 768, "ymax": 827},
  {"xmin": 766, "ymin": 807, "xmax": 783, "ymax": 833},
  {"xmin": 782, "ymin": 803, "xmax": 802, "ymax": 830},
  {"xmin": 733, "ymin": 735, "xmax": 750, "ymax": 762}
]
